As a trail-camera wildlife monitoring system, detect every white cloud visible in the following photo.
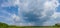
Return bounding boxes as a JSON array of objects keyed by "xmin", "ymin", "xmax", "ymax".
[
  {"xmin": 0, "ymin": 0, "xmax": 60, "ymax": 26},
  {"xmin": 13, "ymin": 0, "xmax": 60, "ymax": 26},
  {"xmin": 18, "ymin": 22, "xmax": 34, "ymax": 26},
  {"xmin": 41, "ymin": 0, "xmax": 60, "ymax": 26},
  {"xmin": 1, "ymin": 0, "xmax": 16, "ymax": 7},
  {"xmin": 11, "ymin": 14, "xmax": 23, "ymax": 22},
  {"xmin": 43, "ymin": 21, "xmax": 56, "ymax": 26}
]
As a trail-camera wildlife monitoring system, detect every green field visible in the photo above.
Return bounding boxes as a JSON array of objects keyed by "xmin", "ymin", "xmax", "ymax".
[
  {"xmin": 0, "ymin": 22, "xmax": 60, "ymax": 28},
  {"xmin": 3, "ymin": 26, "xmax": 60, "ymax": 28}
]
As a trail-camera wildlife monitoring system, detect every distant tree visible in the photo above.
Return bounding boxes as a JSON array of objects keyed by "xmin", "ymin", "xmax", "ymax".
[
  {"xmin": 55, "ymin": 24, "xmax": 60, "ymax": 27},
  {"xmin": 0, "ymin": 22, "xmax": 8, "ymax": 28}
]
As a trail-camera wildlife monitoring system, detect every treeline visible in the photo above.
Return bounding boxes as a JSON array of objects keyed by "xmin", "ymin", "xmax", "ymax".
[{"xmin": 0, "ymin": 22, "xmax": 25, "ymax": 28}]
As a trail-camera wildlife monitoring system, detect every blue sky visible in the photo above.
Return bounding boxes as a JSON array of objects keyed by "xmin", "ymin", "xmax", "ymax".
[{"xmin": 0, "ymin": 0, "xmax": 60, "ymax": 26}]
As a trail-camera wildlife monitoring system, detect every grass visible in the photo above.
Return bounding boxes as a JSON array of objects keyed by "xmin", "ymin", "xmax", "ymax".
[
  {"xmin": 7, "ymin": 26, "xmax": 60, "ymax": 28},
  {"xmin": 0, "ymin": 22, "xmax": 60, "ymax": 28}
]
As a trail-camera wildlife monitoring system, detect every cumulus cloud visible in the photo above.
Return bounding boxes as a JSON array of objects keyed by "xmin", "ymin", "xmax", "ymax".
[
  {"xmin": 16, "ymin": 0, "xmax": 60, "ymax": 26},
  {"xmin": 0, "ymin": 0, "xmax": 60, "ymax": 26}
]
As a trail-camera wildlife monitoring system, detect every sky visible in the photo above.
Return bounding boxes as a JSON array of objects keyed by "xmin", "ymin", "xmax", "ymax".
[{"xmin": 0, "ymin": 0, "xmax": 60, "ymax": 26}]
